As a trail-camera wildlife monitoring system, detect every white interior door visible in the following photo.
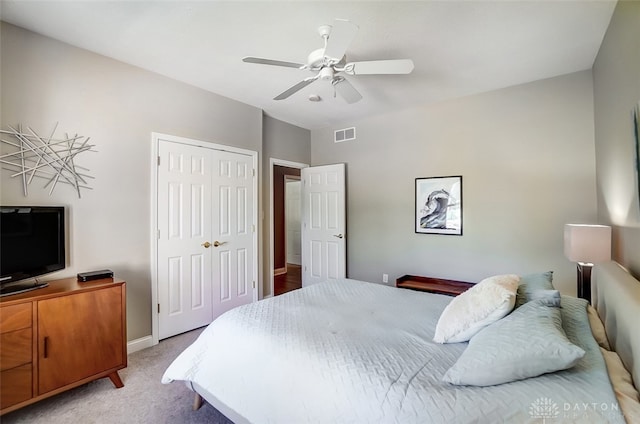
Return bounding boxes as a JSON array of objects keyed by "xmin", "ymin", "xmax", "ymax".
[
  {"xmin": 301, "ymin": 163, "xmax": 346, "ymax": 286},
  {"xmin": 157, "ymin": 141, "xmax": 214, "ymax": 339},
  {"xmin": 157, "ymin": 139, "xmax": 256, "ymax": 339}
]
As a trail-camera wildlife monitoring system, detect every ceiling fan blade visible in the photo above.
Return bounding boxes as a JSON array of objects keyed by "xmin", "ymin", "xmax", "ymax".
[
  {"xmin": 243, "ymin": 57, "xmax": 304, "ymax": 69},
  {"xmin": 274, "ymin": 77, "xmax": 318, "ymax": 100},
  {"xmin": 345, "ymin": 59, "xmax": 414, "ymax": 75},
  {"xmin": 324, "ymin": 19, "xmax": 358, "ymax": 61},
  {"xmin": 333, "ymin": 77, "xmax": 362, "ymax": 104}
]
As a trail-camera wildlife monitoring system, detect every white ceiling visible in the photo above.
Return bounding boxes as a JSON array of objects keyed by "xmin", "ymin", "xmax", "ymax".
[{"xmin": 0, "ymin": 1, "xmax": 617, "ymax": 130}]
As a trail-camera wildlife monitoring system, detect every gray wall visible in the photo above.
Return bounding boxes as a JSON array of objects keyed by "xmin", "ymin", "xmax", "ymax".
[
  {"xmin": 311, "ymin": 71, "xmax": 598, "ymax": 295},
  {"xmin": 0, "ymin": 23, "xmax": 263, "ymax": 341},
  {"xmin": 593, "ymin": 0, "xmax": 640, "ymax": 277},
  {"xmin": 5, "ymin": 2, "xmax": 635, "ymax": 341},
  {"xmin": 261, "ymin": 114, "xmax": 311, "ymax": 297},
  {"xmin": 263, "ymin": 114, "xmax": 311, "ymax": 163}
]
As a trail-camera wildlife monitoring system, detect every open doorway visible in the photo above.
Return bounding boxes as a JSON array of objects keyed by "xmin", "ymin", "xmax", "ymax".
[
  {"xmin": 275, "ymin": 176, "xmax": 301, "ymax": 295},
  {"xmin": 269, "ymin": 159, "xmax": 308, "ymax": 297}
]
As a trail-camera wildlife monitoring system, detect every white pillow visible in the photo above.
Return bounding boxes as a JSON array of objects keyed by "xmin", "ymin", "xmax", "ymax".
[{"xmin": 433, "ymin": 274, "xmax": 519, "ymax": 343}]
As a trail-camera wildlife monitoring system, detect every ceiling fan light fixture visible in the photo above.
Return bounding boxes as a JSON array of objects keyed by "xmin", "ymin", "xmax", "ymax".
[
  {"xmin": 319, "ymin": 67, "xmax": 334, "ymax": 81},
  {"xmin": 243, "ymin": 19, "xmax": 413, "ymax": 103}
]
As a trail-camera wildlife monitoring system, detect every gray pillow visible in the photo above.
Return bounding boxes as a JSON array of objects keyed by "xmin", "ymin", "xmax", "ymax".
[
  {"xmin": 442, "ymin": 299, "xmax": 585, "ymax": 386},
  {"xmin": 515, "ymin": 271, "xmax": 555, "ymax": 308},
  {"xmin": 528, "ymin": 289, "xmax": 561, "ymax": 307}
]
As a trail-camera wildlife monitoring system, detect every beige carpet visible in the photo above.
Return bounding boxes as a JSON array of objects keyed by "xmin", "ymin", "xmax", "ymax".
[{"xmin": 2, "ymin": 328, "xmax": 233, "ymax": 424}]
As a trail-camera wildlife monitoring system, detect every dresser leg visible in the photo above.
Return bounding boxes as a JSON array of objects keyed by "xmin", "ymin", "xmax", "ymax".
[{"xmin": 108, "ymin": 371, "xmax": 124, "ymax": 388}]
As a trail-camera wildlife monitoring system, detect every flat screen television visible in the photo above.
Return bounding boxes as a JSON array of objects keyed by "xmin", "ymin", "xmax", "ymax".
[{"xmin": 0, "ymin": 206, "xmax": 66, "ymax": 296}]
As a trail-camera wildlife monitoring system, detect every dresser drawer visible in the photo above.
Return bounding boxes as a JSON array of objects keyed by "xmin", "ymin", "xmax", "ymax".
[
  {"xmin": 0, "ymin": 303, "xmax": 32, "ymax": 333},
  {"xmin": 0, "ymin": 363, "xmax": 32, "ymax": 409},
  {"xmin": 0, "ymin": 328, "xmax": 32, "ymax": 371}
]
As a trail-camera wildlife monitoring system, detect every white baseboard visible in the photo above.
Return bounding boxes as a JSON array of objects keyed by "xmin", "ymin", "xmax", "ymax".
[{"xmin": 127, "ymin": 335, "xmax": 154, "ymax": 354}]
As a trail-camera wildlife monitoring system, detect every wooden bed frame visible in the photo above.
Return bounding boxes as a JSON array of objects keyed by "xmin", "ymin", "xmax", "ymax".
[{"xmin": 190, "ymin": 381, "xmax": 249, "ymax": 423}]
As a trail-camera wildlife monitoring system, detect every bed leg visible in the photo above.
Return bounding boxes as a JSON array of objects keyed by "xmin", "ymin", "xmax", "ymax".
[{"xmin": 193, "ymin": 393, "xmax": 204, "ymax": 410}]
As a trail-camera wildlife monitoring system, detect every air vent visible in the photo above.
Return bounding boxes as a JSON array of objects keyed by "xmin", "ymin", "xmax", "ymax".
[{"xmin": 334, "ymin": 127, "xmax": 356, "ymax": 143}]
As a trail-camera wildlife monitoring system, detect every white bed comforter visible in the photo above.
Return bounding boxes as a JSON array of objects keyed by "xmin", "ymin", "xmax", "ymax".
[{"xmin": 162, "ymin": 278, "xmax": 624, "ymax": 424}]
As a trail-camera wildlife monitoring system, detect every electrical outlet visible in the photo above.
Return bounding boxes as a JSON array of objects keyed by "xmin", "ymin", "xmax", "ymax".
[{"xmin": 382, "ymin": 274, "xmax": 389, "ymax": 283}]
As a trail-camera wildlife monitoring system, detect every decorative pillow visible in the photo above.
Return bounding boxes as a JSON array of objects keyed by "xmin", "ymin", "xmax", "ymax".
[
  {"xmin": 515, "ymin": 271, "xmax": 555, "ymax": 308},
  {"xmin": 528, "ymin": 289, "xmax": 561, "ymax": 307},
  {"xmin": 433, "ymin": 274, "xmax": 519, "ymax": 343},
  {"xmin": 442, "ymin": 299, "xmax": 585, "ymax": 386}
]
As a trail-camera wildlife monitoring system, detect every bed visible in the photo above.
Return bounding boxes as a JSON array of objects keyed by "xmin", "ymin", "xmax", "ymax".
[{"xmin": 162, "ymin": 262, "xmax": 640, "ymax": 423}]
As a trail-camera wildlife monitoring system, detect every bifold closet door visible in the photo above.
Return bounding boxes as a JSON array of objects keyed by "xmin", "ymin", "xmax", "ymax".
[
  {"xmin": 157, "ymin": 139, "xmax": 255, "ymax": 339},
  {"xmin": 157, "ymin": 141, "xmax": 214, "ymax": 339}
]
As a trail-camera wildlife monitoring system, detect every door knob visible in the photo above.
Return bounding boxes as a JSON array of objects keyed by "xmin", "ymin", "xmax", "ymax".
[
  {"xmin": 202, "ymin": 242, "xmax": 211, "ymax": 248},
  {"xmin": 213, "ymin": 241, "xmax": 226, "ymax": 247},
  {"xmin": 333, "ymin": 234, "xmax": 344, "ymax": 239}
]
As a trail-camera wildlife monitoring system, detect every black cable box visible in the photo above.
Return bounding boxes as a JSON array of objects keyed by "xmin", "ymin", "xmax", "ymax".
[{"xmin": 77, "ymin": 269, "xmax": 114, "ymax": 282}]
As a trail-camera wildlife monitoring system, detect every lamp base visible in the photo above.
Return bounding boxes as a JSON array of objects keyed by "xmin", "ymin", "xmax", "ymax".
[{"xmin": 576, "ymin": 263, "xmax": 593, "ymax": 304}]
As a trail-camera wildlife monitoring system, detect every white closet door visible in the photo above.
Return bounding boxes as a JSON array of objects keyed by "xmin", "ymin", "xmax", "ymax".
[
  {"xmin": 211, "ymin": 149, "xmax": 255, "ymax": 319},
  {"xmin": 157, "ymin": 141, "xmax": 214, "ymax": 339},
  {"xmin": 157, "ymin": 138, "xmax": 256, "ymax": 339}
]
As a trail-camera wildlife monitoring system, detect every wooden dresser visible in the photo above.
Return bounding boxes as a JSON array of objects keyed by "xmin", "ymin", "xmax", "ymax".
[{"xmin": 0, "ymin": 277, "xmax": 126, "ymax": 415}]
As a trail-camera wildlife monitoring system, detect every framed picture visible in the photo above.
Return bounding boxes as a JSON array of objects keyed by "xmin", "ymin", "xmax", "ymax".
[{"xmin": 415, "ymin": 176, "xmax": 462, "ymax": 235}]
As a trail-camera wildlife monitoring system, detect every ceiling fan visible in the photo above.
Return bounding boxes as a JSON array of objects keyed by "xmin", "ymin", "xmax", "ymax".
[{"xmin": 242, "ymin": 19, "xmax": 414, "ymax": 104}]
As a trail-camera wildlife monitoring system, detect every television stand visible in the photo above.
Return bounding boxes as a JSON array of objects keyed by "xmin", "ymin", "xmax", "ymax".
[
  {"xmin": 0, "ymin": 281, "xmax": 48, "ymax": 297},
  {"xmin": 0, "ymin": 277, "xmax": 126, "ymax": 415}
]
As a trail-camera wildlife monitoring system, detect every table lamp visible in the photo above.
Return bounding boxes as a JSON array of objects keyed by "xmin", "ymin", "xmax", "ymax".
[{"xmin": 563, "ymin": 224, "xmax": 611, "ymax": 303}]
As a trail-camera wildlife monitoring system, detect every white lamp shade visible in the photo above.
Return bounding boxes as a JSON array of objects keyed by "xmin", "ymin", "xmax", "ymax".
[{"xmin": 564, "ymin": 224, "xmax": 612, "ymax": 263}]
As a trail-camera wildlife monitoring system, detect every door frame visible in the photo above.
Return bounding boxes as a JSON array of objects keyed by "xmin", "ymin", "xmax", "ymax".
[
  {"xmin": 151, "ymin": 132, "xmax": 259, "ymax": 346},
  {"xmin": 284, "ymin": 175, "xmax": 301, "ymax": 267},
  {"xmin": 268, "ymin": 158, "xmax": 308, "ymax": 298}
]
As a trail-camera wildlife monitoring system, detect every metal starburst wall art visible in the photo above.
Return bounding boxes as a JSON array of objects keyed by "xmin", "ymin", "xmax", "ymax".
[{"xmin": 0, "ymin": 123, "xmax": 95, "ymax": 198}]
